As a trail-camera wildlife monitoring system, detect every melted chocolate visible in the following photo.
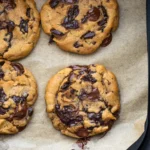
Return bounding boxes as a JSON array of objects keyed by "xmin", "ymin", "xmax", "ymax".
[
  {"xmin": 13, "ymin": 103, "xmax": 27, "ymax": 119},
  {"xmin": 101, "ymin": 34, "xmax": 112, "ymax": 47},
  {"xmin": 19, "ymin": 18, "xmax": 29, "ymax": 34},
  {"xmin": 11, "ymin": 62, "xmax": 24, "ymax": 75},
  {"xmin": 55, "ymin": 104, "xmax": 83, "ymax": 126},
  {"xmin": 81, "ymin": 7, "xmax": 100, "ymax": 23},
  {"xmin": 76, "ymin": 128, "xmax": 89, "ymax": 138},
  {"xmin": 82, "ymin": 74, "xmax": 97, "ymax": 83},
  {"xmin": 87, "ymin": 7, "xmax": 100, "ymax": 21},
  {"xmin": 81, "ymin": 31, "xmax": 95, "ymax": 39},
  {"xmin": 78, "ymin": 88, "xmax": 99, "ymax": 101},
  {"xmin": 76, "ymin": 138, "xmax": 90, "ymax": 149}
]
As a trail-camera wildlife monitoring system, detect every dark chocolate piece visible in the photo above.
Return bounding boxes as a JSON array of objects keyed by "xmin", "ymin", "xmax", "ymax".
[
  {"xmin": 62, "ymin": 5, "xmax": 79, "ymax": 29},
  {"xmin": 76, "ymin": 128, "xmax": 89, "ymax": 137},
  {"xmin": 55, "ymin": 104, "xmax": 83, "ymax": 126},
  {"xmin": 51, "ymin": 29, "xmax": 64, "ymax": 36},
  {"xmin": 101, "ymin": 34, "xmax": 112, "ymax": 47},
  {"xmin": 26, "ymin": 8, "xmax": 31, "ymax": 18},
  {"xmin": 87, "ymin": 7, "xmax": 100, "ymax": 21},
  {"xmin": 49, "ymin": 0, "xmax": 60, "ymax": 9},
  {"xmin": 74, "ymin": 41, "xmax": 83, "ymax": 48},
  {"xmin": 19, "ymin": 18, "xmax": 29, "ymax": 34},
  {"xmin": 11, "ymin": 62, "xmax": 25, "ymax": 75},
  {"xmin": 28, "ymin": 107, "xmax": 33, "ymax": 116},
  {"xmin": 81, "ymin": 31, "xmax": 95, "ymax": 39}
]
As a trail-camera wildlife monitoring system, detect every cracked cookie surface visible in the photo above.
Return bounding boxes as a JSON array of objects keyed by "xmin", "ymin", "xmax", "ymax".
[
  {"xmin": 45, "ymin": 64, "xmax": 120, "ymax": 138},
  {"xmin": 41, "ymin": 0, "xmax": 119, "ymax": 54},
  {"xmin": 0, "ymin": 59, "xmax": 37, "ymax": 134},
  {"xmin": 0, "ymin": 0, "xmax": 40, "ymax": 60}
]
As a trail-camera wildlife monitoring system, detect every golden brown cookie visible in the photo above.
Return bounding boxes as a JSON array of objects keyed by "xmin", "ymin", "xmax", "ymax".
[
  {"xmin": 41, "ymin": 0, "xmax": 119, "ymax": 54},
  {"xmin": 0, "ymin": 59, "xmax": 37, "ymax": 134},
  {"xmin": 0, "ymin": 0, "xmax": 40, "ymax": 60},
  {"xmin": 45, "ymin": 65, "xmax": 120, "ymax": 138}
]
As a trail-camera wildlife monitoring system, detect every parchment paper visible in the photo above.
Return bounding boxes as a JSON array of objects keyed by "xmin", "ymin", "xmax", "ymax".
[{"xmin": 0, "ymin": 0, "xmax": 148, "ymax": 150}]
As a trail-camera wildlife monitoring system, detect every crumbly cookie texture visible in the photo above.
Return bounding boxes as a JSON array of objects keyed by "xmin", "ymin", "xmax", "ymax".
[
  {"xmin": 41, "ymin": 0, "xmax": 119, "ymax": 54},
  {"xmin": 45, "ymin": 65, "xmax": 120, "ymax": 138},
  {"xmin": 0, "ymin": 0, "xmax": 40, "ymax": 60},
  {"xmin": 0, "ymin": 59, "xmax": 37, "ymax": 134}
]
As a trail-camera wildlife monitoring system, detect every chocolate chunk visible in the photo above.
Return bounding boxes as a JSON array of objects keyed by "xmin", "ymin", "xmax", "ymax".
[
  {"xmin": 28, "ymin": 107, "xmax": 33, "ymax": 116},
  {"xmin": 0, "ymin": 88, "xmax": 6, "ymax": 103},
  {"xmin": 88, "ymin": 112, "xmax": 101, "ymax": 121},
  {"xmin": 76, "ymin": 128, "xmax": 89, "ymax": 138},
  {"xmin": 82, "ymin": 74, "xmax": 97, "ymax": 83},
  {"xmin": 49, "ymin": 0, "xmax": 60, "ymax": 8},
  {"xmin": 14, "ymin": 103, "xmax": 27, "ymax": 119},
  {"xmin": 87, "ymin": 88, "xmax": 100, "ymax": 100},
  {"xmin": 61, "ymin": 81, "xmax": 71, "ymax": 90},
  {"xmin": 12, "ymin": 96, "xmax": 26, "ymax": 103},
  {"xmin": 7, "ymin": 21, "xmax": 15, "ymax": 32},
  {"xmin": 98, "ymin": 18, "xmax": 107, "ymax": 26},
  {"xmin": 81, "ymin": 7, "xmax": 100, "ymax": 23},
  {"xmin": 68, "ymin": 5, "xmax": 79, "ymax": 19},
  {"xmin": 49, "ymin": 34, "xmax": 54, "ymax": 43},
  {"xmin": 87, "ymin": 7, "xmax": 100, "ymax": 21},
  {"xmin": 81, "ymin": 31, "xmax": 95, "ymax": 39},
  {"xmin": 101, "ymin": 34, "xmax": 112, "ymax": 47},
  {"xmin": 11, "ymin": 62, "xmax": 25, "ymax": 75},
  {"xmin": 19, "ymin": 18, "xmax": 29, "ymax": 34},
  {"xmin": 0, "ymin": 69, "xmax": 4, "ymax": 79},
  {"xmin": 62, "ymin": 5, "xmax": 79, "ymax": 29},
  {"xmin": 55, "ymin": 104, "xmax": 82, "ymax": 126},
  {"xmin": 62, "ymin": 20, "xmax": 79, "ymax": 29},
  {"xmin": 0, "ymin": 107, "xmax": 8, "ymax": 115},
  {"xmin": 74, "ymin": 41, "xmax": 83, "ymax": 48},
  {"xmin": 81, "ymin": 15, "xmax": 88, "ymax": 23},
  {"xmin": 100, "ymin": 5, "xmax": 108, "ymax": 18},
  {"xmin": 26, "ymin": 8, "xmax": 31, "ymax": 18},
  {"xmin": 51, "ymin": 29, "xmax": 64, "ymax": 36}
]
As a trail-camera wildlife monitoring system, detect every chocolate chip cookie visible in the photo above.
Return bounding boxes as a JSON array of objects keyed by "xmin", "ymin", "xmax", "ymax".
[
  {"xmin": 0, "ymin": 0, "xmax": 40, "ymax": 60},
  {"xmin": 45, "ymin": 65, "xmax": 120, "ymax": 138},
  {"xmin": 0, "ymin": 59, "xmax": 37, "ymax": 134},
  {"xmin": 41, "ymin": 0, "xmax": 119, "ymax": 54}
]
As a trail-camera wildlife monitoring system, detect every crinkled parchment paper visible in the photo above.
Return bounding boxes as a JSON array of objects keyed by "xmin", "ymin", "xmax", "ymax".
[{"xmin": 0, "ymin": 0, "xmax": 148, "ymax": 150}]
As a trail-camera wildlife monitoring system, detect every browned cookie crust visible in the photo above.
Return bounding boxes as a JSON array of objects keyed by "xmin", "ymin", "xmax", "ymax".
[
  {"xmin": 45, "ymin": 65, "xmax": 120, "ymax": 138},
  {"xmin": 41, "ymin": 0, "xmax": 119, "ymax": 54},
  {"xmin": 0, "ymin": 59, "xmax": 37, "ymax": 134},
  {"xmin": 0, "ymin": 0, "xmax": 40, "ymax": 60}
]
